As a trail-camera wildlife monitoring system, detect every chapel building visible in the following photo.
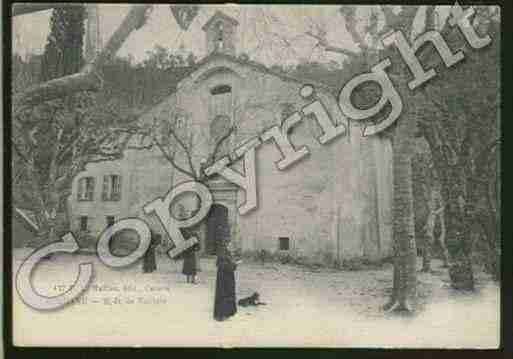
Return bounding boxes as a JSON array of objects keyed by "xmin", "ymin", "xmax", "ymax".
[{"xmin": 69, "ymin": 11, "xmax": 394, "ymax": 263}]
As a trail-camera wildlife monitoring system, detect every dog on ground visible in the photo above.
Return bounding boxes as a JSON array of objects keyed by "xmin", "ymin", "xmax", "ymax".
[{"xmin": 238, "ymin": 292, "xmax": 267, "ymax": 307}]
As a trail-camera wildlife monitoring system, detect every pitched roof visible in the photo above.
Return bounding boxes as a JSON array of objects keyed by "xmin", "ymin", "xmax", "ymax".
[
  {"xmin": 202, "ymin": 11, "xmax": 239, "ymax": 31},
  {"xmin": 178, "ymin": 51, "xmax": 339, "ymax": 94},
  {"xmin": 136, "ymin": 52, "xmax": 340, "ymax": 126}
]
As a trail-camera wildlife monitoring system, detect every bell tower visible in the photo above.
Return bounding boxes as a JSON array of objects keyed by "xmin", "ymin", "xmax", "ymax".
[{"xmin": 202, "ymin": 11, "xmax": 239, "ymax": 57}]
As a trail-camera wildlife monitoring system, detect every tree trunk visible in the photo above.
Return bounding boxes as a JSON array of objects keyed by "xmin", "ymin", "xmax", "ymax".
[
  {"xmin": 471, "ymin": 143, "xmax": 500, "ymax": 281},
  {"xmin": 420, "ymin": 121, "xmax": 475, "ymax": 290},
  {"xmin": 474, "ymin": 190, "xmax": 499, "ymax": 280},
  {"xmin": 478, "ymin": 213, "xmax": 499, "ymax": 280},
  {"xmin": 437, "ymin": 209, "xmax": 450, "ymax": 268},
  {"xmin": 421, "ymin": 233, "xmax": 431, "ymax": 272},
  {"xmin": 31, "ymin": 175, "xmax": 61, "ymax": 247},
  {"xmin": 385, "ymin": 133, "xmax": 417, "ymax": 312},
  {"xmin": 445, "ymin": 201, "xmax": 474, "ymax": 290},
  {"xmin": 445, "ymin": 151, "xmax": 475, "ymax": 290},
  {"xmin": 421, "ymin": 203, "xmax": 434, "ymax": 273},
  {"xmin": 39, "ymin": 203, "xmax": 60, "ymax": 244}
]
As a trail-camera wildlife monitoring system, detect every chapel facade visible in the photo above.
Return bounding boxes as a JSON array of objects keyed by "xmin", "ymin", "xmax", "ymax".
[{"xmin": 69, "ymin": 11, "xmax": 394, "ymax": 263}]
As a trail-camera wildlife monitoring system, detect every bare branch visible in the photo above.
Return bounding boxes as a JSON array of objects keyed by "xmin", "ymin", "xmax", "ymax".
[
  {"xmin": 152, "ymin": 137, "xmax": 197, "ymax": 179},
  {"xmin": 340, "ymin": 6, "xmax": 366, "ymax": 48},
  {"xmin": 12, "ymin": 4, "xmax": 55, "ymax": 16},
  {"xmin": 208, "ymin": 125, "xmax": 236, "ymax": 165},
  {"xmin": 380, "ymin": 6, "xmax": 401, "ymax": 32},
  {"xmin": 304, "ymin": 31, "xmax": 357, "ymax": 58},
  {"xmin": 379, "ymin": 5, "xmax": 421, "ymax": 39},
  {"xmin": 14, "ymin": 71, "xmax": 101, "ymax": 110},
  {"xmin": 91, "ymin": 5, "xmax": 153, "ymax": 70},
  {"xmin": 167, "ymin": 123, "xmax": 196, "ymax": 178},
  {"xmin": 259, "ymin": 9, "xmax": 300, "ymax": 60}
]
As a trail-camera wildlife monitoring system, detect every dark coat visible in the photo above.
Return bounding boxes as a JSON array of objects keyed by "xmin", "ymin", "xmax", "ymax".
[
  {"xmin": 182, "ymin": 246, "xmax": 198, "ymax": 276},
  {"xmin": 213, "ymin": 255, "xmax": 237, "ymax": 320},
  {"xmin": 143, "ymin": 243, "xmax": 157, "ymax": 273},
  {"xmin": 143, "ymin": 233, "xmax": 160, "ymax": 273}
]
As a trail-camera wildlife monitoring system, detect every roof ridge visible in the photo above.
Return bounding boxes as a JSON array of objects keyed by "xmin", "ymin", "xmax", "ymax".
[
  {"xmin": 140, "ymin": 52, "xmax": 340, "ymax": 123},
  {"xmin": 178, "ymin": 52, "xmax": 339, "ymax": 94}
]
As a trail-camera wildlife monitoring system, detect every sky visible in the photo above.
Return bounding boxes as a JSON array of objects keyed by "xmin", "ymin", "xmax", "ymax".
[{"xmin": 12, "ymin": 5, "xmax": 452, "ymax": 67}]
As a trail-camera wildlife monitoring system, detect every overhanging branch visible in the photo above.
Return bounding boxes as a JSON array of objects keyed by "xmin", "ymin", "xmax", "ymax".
[
  {"xmin": 167, "ymin": 124, "xmax": 196, "ymax": 178},
  {"xmin": 305, "ymin": 31, "xmax": 358, "ymax": 58},
  {"xmin": 208, "ymin": 125, "xmax": 235, "ymax": 165},
  {"xmin": 13, "ymin": 5, "xmax": 153, "ymax": 110},
  {"xmin": 12, "ymin": 4, "xmax": 56, "ymax": 16},
  {"xmin": 152, "ymin": 138, "xmax": 197, "ymax": 179}
]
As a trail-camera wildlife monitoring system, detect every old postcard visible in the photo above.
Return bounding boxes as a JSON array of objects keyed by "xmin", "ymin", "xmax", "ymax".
[{"xmin": 10, "ymin": 3, "xmax": 500, "ymax": 348}]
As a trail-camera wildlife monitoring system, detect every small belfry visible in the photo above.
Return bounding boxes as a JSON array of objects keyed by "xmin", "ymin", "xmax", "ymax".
[{"xmin": 202, "ymin": 11, "xmax": 239, "ymax": 56}]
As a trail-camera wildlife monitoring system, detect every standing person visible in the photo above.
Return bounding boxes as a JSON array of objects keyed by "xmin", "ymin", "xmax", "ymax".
[
  {"xmin": 143, "ymin": 232, "xmax": 161, "ymax": 273},
  {"xmin": 182, "ymin": 242, "xmax": 199, "ymax": 283},
  {"xmin": 177, "ymin": 204, "xmax": 199, "ymax": 283},
  {"xmin": 213, "ymin": 239, "xmax": 239, "ymax": 321}
]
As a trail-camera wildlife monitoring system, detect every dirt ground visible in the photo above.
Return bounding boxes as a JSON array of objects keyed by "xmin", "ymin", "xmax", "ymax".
[{"xmin": 12, "ymin": 248, "xmax": 499, "ymax": 348}]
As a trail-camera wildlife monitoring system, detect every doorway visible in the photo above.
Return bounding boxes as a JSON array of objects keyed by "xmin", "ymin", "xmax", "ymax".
[{"xmin": 205, "ymin": 204, "xmax": 230, "ymax": 255}]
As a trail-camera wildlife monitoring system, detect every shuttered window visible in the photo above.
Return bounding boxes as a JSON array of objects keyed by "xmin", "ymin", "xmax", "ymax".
[
  {"xmin": 102, "ymin": 175, "xmax": 122, "ymax": 201},
  {"xmin": 77, "ymin": 177, "xmax": 95, "ymax": 201}
]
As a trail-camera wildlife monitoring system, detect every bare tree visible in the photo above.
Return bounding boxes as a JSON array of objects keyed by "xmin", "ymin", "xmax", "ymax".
[
  {"xmin": 334, "ymin": 6, "xmax": 421, "ymax": 312},
  {"xmin": 11, "ymin": 4, "xmax": 159, "ymax": 244},
  {"xmin": 13, "ymin": 96, "xmax": 139, "ymax": 243},
  {"xmin": 133, "ymin": 104, "xmax": 258, "ymax": 183}
]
